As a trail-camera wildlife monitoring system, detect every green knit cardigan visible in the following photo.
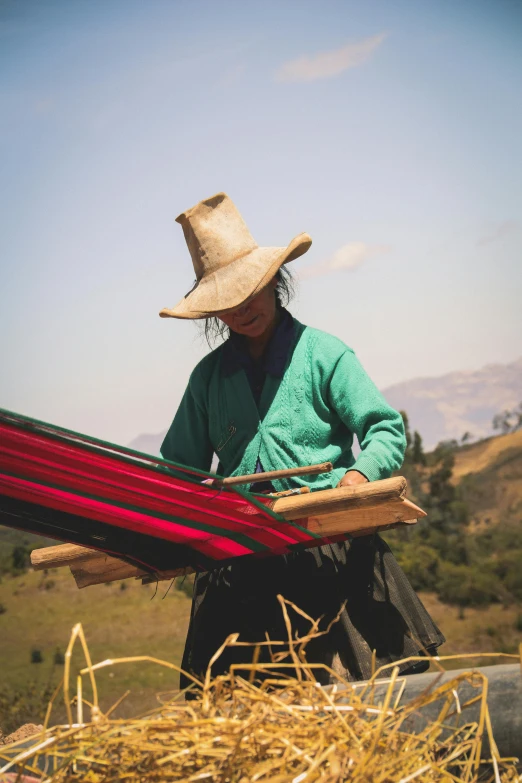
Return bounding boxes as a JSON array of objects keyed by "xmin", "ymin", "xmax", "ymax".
[{"xmin": 161, "ymin": 319, "xmax": 406, "ymax": 492}]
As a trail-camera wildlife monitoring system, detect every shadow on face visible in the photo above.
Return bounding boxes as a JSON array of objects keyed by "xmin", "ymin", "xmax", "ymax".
[{"xmin": 217, "ymin": 278, "xmax": 278, "ymax": 338}]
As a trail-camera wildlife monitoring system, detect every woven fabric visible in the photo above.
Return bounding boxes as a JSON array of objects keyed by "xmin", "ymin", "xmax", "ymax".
[{"xmin": 0, "ymin": 409, "xmax": 324, "ymax": 573}]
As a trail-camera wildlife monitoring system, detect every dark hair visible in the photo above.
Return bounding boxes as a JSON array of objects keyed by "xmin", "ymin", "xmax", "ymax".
[{"xmin": 200, "ymin": 266, "xmax": 296, "ymax": 347}]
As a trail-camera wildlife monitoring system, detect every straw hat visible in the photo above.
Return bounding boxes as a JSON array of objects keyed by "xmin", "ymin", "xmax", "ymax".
[{"xmin": 159, "ymin": 192, "xmax": 312, "ymax": 319}]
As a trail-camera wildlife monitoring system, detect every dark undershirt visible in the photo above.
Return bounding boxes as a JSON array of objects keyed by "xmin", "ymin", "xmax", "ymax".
[{"xmin": 221, "ymin": 307, "xmax": 295, "ymax": 491}]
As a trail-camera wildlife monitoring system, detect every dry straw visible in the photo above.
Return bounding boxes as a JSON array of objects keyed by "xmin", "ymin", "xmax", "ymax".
[{"xmin": 1, "ymin": 597, "xmax": 521, "ymax": 782}]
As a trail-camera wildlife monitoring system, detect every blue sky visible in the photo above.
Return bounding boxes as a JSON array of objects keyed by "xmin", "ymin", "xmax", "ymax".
[{"xmin": 1, "ymin": 0, "xmax": 521, "ymax": 444}]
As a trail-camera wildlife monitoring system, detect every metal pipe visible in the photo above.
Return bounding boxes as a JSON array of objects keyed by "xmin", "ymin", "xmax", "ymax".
[{"xmin": 338, "ymin": 664, "xmax": 522, "ymax": 759}]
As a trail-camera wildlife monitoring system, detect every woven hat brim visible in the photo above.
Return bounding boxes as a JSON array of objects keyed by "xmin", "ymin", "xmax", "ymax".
[{"xmin": 159, "ymin": 232, "xmax": 311, "ymax": 320}]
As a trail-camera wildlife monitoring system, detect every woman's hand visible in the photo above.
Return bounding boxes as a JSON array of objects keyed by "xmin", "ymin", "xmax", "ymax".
[{"xmin": 338, "ymin": 470, "xmax": 369, "ymax": 488}]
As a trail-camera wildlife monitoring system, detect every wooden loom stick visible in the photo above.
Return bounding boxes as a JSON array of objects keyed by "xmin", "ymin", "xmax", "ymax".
[
  {"xmin": 216, "ymin": 461, "xmax": 333, "ymax": 486},
  {"xmin": 305, "ymin": 497, "xmax": 423, "ymax": 536},
  {"xmin": 31, "ymin": 543, "xmax": 102, "ymax": 571},
  {"xmin": 269, "ymin": 476, "xmax": 408, "ymax": 520},
  {"xmin": 69, "ymin": 558, "xmax": 191, "ymax": 589},
  {"xmin": 70, "ymin": 555, "xmax": 147, "ymax": 586}
]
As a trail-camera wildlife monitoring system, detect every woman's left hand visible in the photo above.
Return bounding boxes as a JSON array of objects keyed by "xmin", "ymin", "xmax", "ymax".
[{"xmin": 338, "ymin": 470, "xmax": 369, "ymax": 488}]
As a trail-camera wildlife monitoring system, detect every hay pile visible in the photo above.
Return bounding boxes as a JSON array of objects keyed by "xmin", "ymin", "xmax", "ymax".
[{"xmin": 1, "ymin": 598, "xmax": 520, "ymax": 783}]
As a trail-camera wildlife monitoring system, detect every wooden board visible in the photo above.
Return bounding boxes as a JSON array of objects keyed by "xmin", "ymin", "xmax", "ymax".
[
  {"xmin": 270, "ymin": 476, "xmax": 408, "ymax": 520},
  {"xmin": 70, "ymin": 557, "xmax": 189, "ymax": 589},
  {"xmin": 70, "ymin": 555, "xmax": 147, "ymax": 586},
  {"xmin": 305, "ymin": 497, "xmax": 422, "ymax": 536},
  {"xmin": 31, "ymin": 543, "xmax": 104, "ymax": 571}
]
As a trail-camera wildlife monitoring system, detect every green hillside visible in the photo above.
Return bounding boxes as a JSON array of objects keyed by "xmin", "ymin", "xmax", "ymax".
[
  {"xmin": 384, "ymin": 421, "xmax": 522, "ymax": 608},
  {"xmin": 0, "ymin": 567, "xmax": 192, "ymax": 734},
  {"xmin": 456, "ymin": 429, "xmax": 522, "ymax": 529}
]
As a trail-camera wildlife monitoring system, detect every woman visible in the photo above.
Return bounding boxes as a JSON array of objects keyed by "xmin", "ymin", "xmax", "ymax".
[{"xmin": 160, "ymin": 192, "xmax": 444, "ymax": 687}]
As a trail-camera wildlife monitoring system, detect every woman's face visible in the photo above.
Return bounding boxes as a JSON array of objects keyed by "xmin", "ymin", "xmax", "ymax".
[{"xmin": 218, "ymin": 278, "xmax": 277, "ymax": 338}]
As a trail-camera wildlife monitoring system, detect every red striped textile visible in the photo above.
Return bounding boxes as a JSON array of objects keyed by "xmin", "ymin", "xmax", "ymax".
[{"xmin": 0, "ymin": 409, "xmax": 320, "ymax": 573}]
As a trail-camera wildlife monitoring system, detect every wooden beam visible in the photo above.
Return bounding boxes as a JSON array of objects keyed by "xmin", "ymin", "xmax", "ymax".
[
  {"xmin": 31, "ymin": 543, "xmax": 102, "ymax": 571},
  {"xmin": 216, "ymin": 461, "xmax": 333, "ymax": 487},
  {"xmin": 304, "ymin": 497, "xmax": 422, "ymax": 536},
  {"xmin": 70, "ymin": 557, "xmax": 192, "ymax": 589},
  {"xmin": 70, "ymin": 555, "xmax": 147, "ymax": 588},
  {"xmin": 270, "ymin": 476, "xmax": 408, "ymax": 520}
]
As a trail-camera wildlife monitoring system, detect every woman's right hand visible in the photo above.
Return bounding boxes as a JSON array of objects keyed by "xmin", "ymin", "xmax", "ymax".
[{"xmin": 338, "ymin": 470, "xmax": 369, "ymax": 488}]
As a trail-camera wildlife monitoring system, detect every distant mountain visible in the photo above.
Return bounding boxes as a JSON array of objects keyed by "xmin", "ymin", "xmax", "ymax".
[
  {"xmin": 382, "ymin": 356, "xmax": 522, "ymax": 449},
  {"xmin": 129, "ymin": 356, "xmax": 522, "ymax": 454}
]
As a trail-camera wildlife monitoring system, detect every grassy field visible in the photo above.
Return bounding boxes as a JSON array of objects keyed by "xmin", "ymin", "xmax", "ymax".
[
  {"xmin": 0, "ymin": 567, "xmax": 192, "ymax": 724},
  {"xmin": 1, "ymin": 565, "xmax": 521, "ymax": 732},
  {"xmin": 452, "ymin": 428, "xmax": 522, "ymax": 482},
  {"xmin": 418, "ymin": 592, "xmax": 521, "ymax": 664}
]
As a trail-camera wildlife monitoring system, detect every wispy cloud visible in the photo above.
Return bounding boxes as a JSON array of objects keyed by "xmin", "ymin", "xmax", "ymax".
[
  {"xmin": 477, "ymin": 220, "xmax": 519, "ymax": 246},
  {"xmin": 275, "ymin": 33, "xmax": 387, "ymax": 83},
  {"xmin": 300, "ymin": 242, "xmax": 391, "ymax": 279}
]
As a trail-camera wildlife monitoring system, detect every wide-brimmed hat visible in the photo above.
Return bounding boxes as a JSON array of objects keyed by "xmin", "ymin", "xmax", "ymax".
[{"xmin": 159, "ymin": 192, "xmax": 312, "ymax": 319}]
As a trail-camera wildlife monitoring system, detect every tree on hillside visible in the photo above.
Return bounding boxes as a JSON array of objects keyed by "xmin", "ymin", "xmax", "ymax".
[
  {"xmin": 400, "ymin": 410, "xmax": 412, "ymax": 451},
  {"xmin": 492, "ymin": 403, "xmax": 522, "ymax": 434},
  {"xmin": 412, "ymin": 431, "xmax": 426, "ymax": 465},
  {"xmin": 11, "ymin": 544, "xmax": 30, "ymax": 573},
  {"xmin": 387, "ymin": 411, "xmax": 518, "ymax": 609},
  {"xmin": 493, "ymin": 410, "xmax": 512, "ymax": 434},
  {"xmin": 428, "ymin": 443, "xmax": 456, "ymax": 507},
  {"xmin": 400, "ymin": 411, "xmax": 425, "ymax": 465}
]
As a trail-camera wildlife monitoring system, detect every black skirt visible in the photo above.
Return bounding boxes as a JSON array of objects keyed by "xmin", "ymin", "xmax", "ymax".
[{"xmin": 179, "ymin": 535, "xmax": 445, "ymax": 689}]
